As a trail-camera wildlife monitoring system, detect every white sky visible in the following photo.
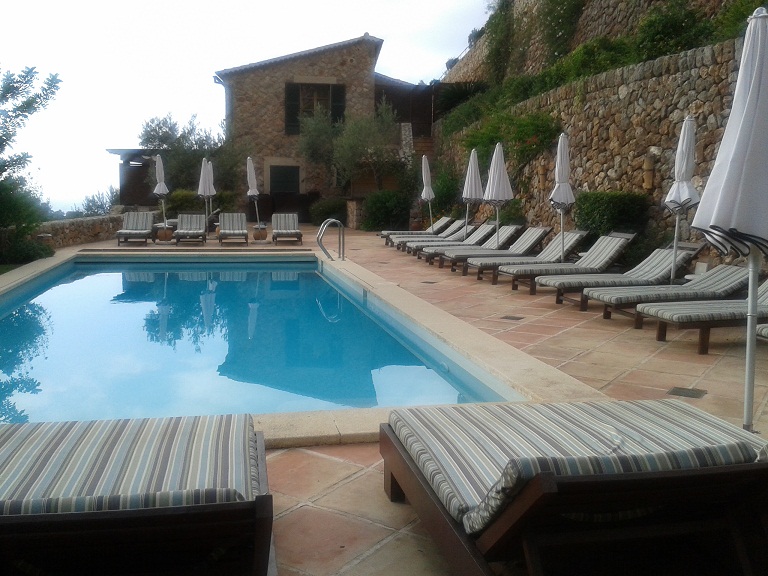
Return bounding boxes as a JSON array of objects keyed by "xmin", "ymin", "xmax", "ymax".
[{"xmin": 2, "ymin": 0, "xmax": 490, "ymax": 211}]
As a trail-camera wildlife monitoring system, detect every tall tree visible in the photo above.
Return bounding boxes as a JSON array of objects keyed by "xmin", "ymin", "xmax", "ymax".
[{"xmin": 0, "ymin": 67, "xmax": 60, "ymax": 263}]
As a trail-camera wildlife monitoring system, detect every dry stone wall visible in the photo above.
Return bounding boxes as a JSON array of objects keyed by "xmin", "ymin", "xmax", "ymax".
[
  {"xmin": 36, "ymin": 214, "xmax": 151, "ymax": 248},
  {"xmin": 440, "ymin": 38, "xmax": 745, "ymax": 265}
]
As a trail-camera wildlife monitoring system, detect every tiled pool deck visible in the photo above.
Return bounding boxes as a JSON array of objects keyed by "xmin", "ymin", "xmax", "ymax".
[{"xmin": 6, "ymin": 226, "xmax": 767, "ymax": 575}]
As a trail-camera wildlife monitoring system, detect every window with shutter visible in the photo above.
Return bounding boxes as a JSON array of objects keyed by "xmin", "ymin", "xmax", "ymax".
[{"xmin": 284, "ymin": 83, "xmax": 346, "ymax": 135}]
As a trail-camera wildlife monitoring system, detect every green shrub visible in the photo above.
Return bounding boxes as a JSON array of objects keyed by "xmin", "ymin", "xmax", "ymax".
[
  {"xmin": 432, "ymin": 165, "xmax": 462, "ymax": 215},
  {"xmin": 0, "ymin": 233, "xmax": 53, "ymax": 265},
  {"xmin": 497, "ymin": 198, "xmax": 525, "ymax": 225},
  {"xmin": 361, "ymin": 190, "xmax": 413, "ymax": 231},
  {"xmin": 634, "ymin": 0, "xmax": 713, "ymax": 62},
  {"xmin": 573, "ymin": 191, "xmax": 651, "ymax": 241},
  {"xmin": 712, "ymin": 0, "xmax": 764, "ymax": 42},
  {"xmin": 165, "ymin": 189, "xmax": 204, "ymax": 217},
  {"xmin": 309, "ymin": 197, "xmax": 347, "ymax": 226}
]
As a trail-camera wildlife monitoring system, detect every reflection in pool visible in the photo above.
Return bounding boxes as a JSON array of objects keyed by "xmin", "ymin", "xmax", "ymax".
[{"xmin": 0, "ymin": 263, "xmax": 506, "ymax": 423}]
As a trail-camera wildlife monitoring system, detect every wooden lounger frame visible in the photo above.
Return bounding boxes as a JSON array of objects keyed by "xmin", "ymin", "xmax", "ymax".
[
  {"xmin": 0, "ymin": 433, "xmax": 274, "ymax": 575},
  {"xmin": 380, "ymin": 423, "xmax": 768, "ymax": 576}
]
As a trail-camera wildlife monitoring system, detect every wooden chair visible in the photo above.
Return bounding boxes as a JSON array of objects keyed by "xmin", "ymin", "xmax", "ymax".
[{"xmin": 271, "ymin": 213, "xmax": 302, "ymax": 244}]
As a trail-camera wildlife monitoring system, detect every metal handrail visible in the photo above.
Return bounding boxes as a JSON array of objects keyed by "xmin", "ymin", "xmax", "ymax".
[{"xmin": 316, "ymin": 218, "xmax": 345, "ymax": 261}]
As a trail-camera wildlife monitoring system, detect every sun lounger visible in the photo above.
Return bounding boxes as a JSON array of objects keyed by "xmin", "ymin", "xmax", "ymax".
[
  {"xmin": 438, "ymin": 226, "xmax": 552, "ymax": 272},
  {"xmin": 466, "ymin": 230, "xmax": 588, "ymax": 284},
  {"xmin": 537, "ymin": 244, "xmax": 705, "ymax": 309},
  {"xmin": 116, "ymin": 211, "xmax": 154, "ymax": 246},
  {"xmin": 173, "ymin": 213, "xmax": 207, "ymax": 244},
  {"xmin": 218, "ymin": 211, "xmax": 249, "ymax": 245},
  {"xmin": 380, "ymin": 216, "xmax": 454, "ymax": 242},
  {"xmin": 634, "ymin": 278, "xmax": 768, "ymax": 354},
  {"xmin": 420, "ymin": 224, "xmax": 523, "ymax": 264},
  {"xmin": 387, "ymin": 220, "xmax": 466, "ymax": 248},
  {"xmin": 497, "ymin": 232, "xmax": 635, "ymax": 294},
  {"xmin": 271, "ymin": 213, "xmax": 303, "ymax": 244},
  {"xmin": 759, "ymin": 324, "xmax": 768, "ymax": 341},
  {"xmin": 412, "ymin": 223, "xmax": 498, "ymax": 259},
  {"xmin": 400, "ymin": 224, "xmax": 478, "ymax": 253},
  {"xmin": 381, "ymin": 399, "xmax": 768, "ymax": 576},
  {"xmin": 583, "ymin": 264, "xmax": 751, "ymax": 328},
  {"xmin": 0, "ymin": 413, "xmax": 273, "ymax": 574}
]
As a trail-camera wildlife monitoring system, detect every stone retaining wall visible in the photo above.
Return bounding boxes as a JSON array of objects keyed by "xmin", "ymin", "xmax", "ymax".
[
  {"xmin": 36, "ymin": 213, "xmax": 155, "ymax": 249},
  {"xmin": 440, "ymin": 38, "xmax": 748, "ymax": 266}
]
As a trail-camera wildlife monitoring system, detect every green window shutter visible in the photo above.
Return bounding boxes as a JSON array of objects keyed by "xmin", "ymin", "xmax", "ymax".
[
  {"xmin": 285, "ymin": 83, "xmax": 300, "ymax": 135},
  {"xmin": 330, "ymin": 84, "xmax": 346, "ymax": 124}
]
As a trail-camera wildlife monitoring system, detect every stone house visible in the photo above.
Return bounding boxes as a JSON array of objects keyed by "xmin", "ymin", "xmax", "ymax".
[{"xmin": 215, "ymin": 34, "xmax": 435, "ymax": 222}]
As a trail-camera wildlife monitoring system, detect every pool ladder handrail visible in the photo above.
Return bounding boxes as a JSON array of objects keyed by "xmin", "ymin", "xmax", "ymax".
[{"xmin": 316, "ymin": 218, "xmax": 345, "ymax": 261}]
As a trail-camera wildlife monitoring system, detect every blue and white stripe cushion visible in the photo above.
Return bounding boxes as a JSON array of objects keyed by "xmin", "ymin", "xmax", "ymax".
[
  {"xmin": 537, "ymin": 248, "xmax": 680, "ymax": 290},
  {"xmin": 636, "ymin": 280, "xmax": 768, "ymax": 322},
  {"xmin": 389, "ymin": 399, "xmax": 767, "ymax": 535},
  {"xmin": 582, "ymin": 264, "xmax": 749, "ymax": 305},
  {"xmin": 759, "ymin": 324, "xmax": 768, "ymax": 338},
  {"xmin": 0, "ymin": 413, "xmax": 261, "ymax": 515}
]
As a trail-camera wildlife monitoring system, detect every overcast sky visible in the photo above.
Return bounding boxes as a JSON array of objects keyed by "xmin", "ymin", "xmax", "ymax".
[{"xmin": 2, "ymin": 0, "xmax": 490, "ymax": 211}]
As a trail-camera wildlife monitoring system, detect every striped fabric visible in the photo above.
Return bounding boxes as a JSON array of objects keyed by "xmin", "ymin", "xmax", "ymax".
[
  {"xmin": 497, "ymin": 235, "xmax": 629, "ymax": 278},
  {"xmin": 466, "ymin": 230, "xmax": 585, "ymax": 268},
  {"xmin": 441, "ymin": 226, "xmax": 551, "ymax": 260},
  {"xmin": 402, "ymin": 225, "xmax": 477, "ymax": 251},
  {"xmin": 537, "ymin": 248, "xmax": 690, "ymax": 290},
  {"xmin": 117, "ymin": 212, "xmax": 153, "ymax": 244},
  {"xmin": 272, "ymin": 213, "xmax": 302, "ymax": 243},
  {"xmin": 0, "ymin": 414, "xmax": 262, "ymax": 515},
  {"xmin": 173, "ymin": 213, "xmax": 207, "ymax": 243},
  {"xmin": 381, "ymin": 216, "xmax": 453, "ymax": 237},
  {"xmin": 218, "ymin": 212, "xmax": 248, "ymax": 243},
  {"xmin": 635, "ymin": 279, "xmax": 768, "ymax": 323},
  {"xmin": 387, "ymin": 220, "xmax": 466, "ymax": 246},
  {"xmin": 582, "ymin": 264, "xmax": 749, "ymax": 305},
  {"xmin": 418, "ymin": 224, "xmax": 515, "ymax": 256},
  {"xmin": 759, "ymin": 324, "xmax": 768, "ymax": 339},
  {"xmin": 389, "ymin": 400, "xmax": 767, "ymax": 534}
]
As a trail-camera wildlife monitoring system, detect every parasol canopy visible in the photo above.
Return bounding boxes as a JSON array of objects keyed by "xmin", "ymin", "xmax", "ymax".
[
  {"xmin": 691, "ymin": 7, "xmax": 768, "ymax": 430},
  {"xmin": 548, "ymin": 133, "xmax": 576, "ymax": 262}
]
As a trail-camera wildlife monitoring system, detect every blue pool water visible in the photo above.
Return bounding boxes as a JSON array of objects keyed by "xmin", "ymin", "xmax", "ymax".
[{"xmin": 0, "ymin": 259, "xmax": 513, "ymax": 423}]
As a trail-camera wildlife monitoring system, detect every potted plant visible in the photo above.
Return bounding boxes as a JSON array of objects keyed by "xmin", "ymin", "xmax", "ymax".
[{"xmin": 253, "ymin": 222, "xmax": 267, "ymax": 241}]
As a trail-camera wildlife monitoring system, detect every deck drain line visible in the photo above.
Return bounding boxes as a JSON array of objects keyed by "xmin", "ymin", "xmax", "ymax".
[
  {"xmin": 501, "ymin": 315, "xmax": 524, "ymax": 321},
  {"xmin": 421, "ymin": 281, "xmax": 438, "ymax": 284},
  {"xmin": 667, "ymin": 387, "xmax": 707, "ymax": 399}
]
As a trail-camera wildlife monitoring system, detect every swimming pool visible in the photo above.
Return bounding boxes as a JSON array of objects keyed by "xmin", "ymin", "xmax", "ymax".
[{"xmin": 0, "ymin": 256, "xmax": 522, "ymax": 423}]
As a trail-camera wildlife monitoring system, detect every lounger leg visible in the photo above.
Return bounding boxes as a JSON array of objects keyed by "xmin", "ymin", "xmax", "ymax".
[
  {"xmin": 384, "ymin": 465, "xmax": 406, "ymax": 503},
  {"xmin": 634, "ymin": 314, "xmax": 644, "ymax": 329},
  {"xmin": 656, "ymin": 322, "xmax": 668, "ymax": 342},
  {"xmin": 699, "ymin": 328, "xmax": 711, "ymax": 355},
  {"xmin": 529, "ymin": 279, "xmax": 537, "ymax": 295},
  {"xmin": 580, "ymin": 294, "xmax": 589, "ymax": 311},
  {"xmin": 491, "ymin": 269, "xmax": 499, "ymax": 285},
  {"xmin": 438, "ymin": 257, "xmax": 445, "ymax": 268},
  {"xmin": 556, "ymin": 289, "xmax": 564, "ymax": 305},
  {"xmin": 603, "ymin": 305, "xmax": 612, "ymax": 319}
]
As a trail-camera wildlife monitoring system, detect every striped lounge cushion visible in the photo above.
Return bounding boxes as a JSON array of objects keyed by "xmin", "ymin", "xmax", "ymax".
[
  {"xmin": 0, "ymin": 413, "xmax": 261, "ymax": 515},
  {"xmin": 582, "ymin": 264, "xmax": 749, "ymax": 305},
  {"xmin": 389, "ymin": 400, "xmax": 767, "ymax": 535}
]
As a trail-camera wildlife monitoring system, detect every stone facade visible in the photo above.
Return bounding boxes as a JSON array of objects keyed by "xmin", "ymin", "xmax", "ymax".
[{"xmin": 216, "ymin": 35, "xmax": 382, "ymax": 200}]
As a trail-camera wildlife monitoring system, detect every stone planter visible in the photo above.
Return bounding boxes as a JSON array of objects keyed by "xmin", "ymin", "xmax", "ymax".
[{"xmin": 156, "ymin": 226, "xmax": 173, "ymax": 242}]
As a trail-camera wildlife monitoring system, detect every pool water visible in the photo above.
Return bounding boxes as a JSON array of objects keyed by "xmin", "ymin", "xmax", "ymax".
[{"xmin": 0, "ymin": 261, "xmax": 507, "ymax": 423}]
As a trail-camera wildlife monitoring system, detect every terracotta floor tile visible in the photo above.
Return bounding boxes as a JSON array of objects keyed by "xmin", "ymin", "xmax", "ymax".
[
  {"xmin": 315, "ymin": 469, "xmax": 416, "ymax": 530},
  {"xmin": 273, "ymin": 506, "xmax": 392, "ymax": 576},
  {"xmin": 267, "ymin": 449, "xmax": 362, "ymax": 500},
  {"xmin": 557, "ymin": 359, "xmax": 627, "ymax": 381},
  {"xmin": 349, "ymin": 532, "xmax": 450, "ymax": 576},
  {"xmin": 306, "ymin": 443, "xmax": 382, "ymax": 467}
]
